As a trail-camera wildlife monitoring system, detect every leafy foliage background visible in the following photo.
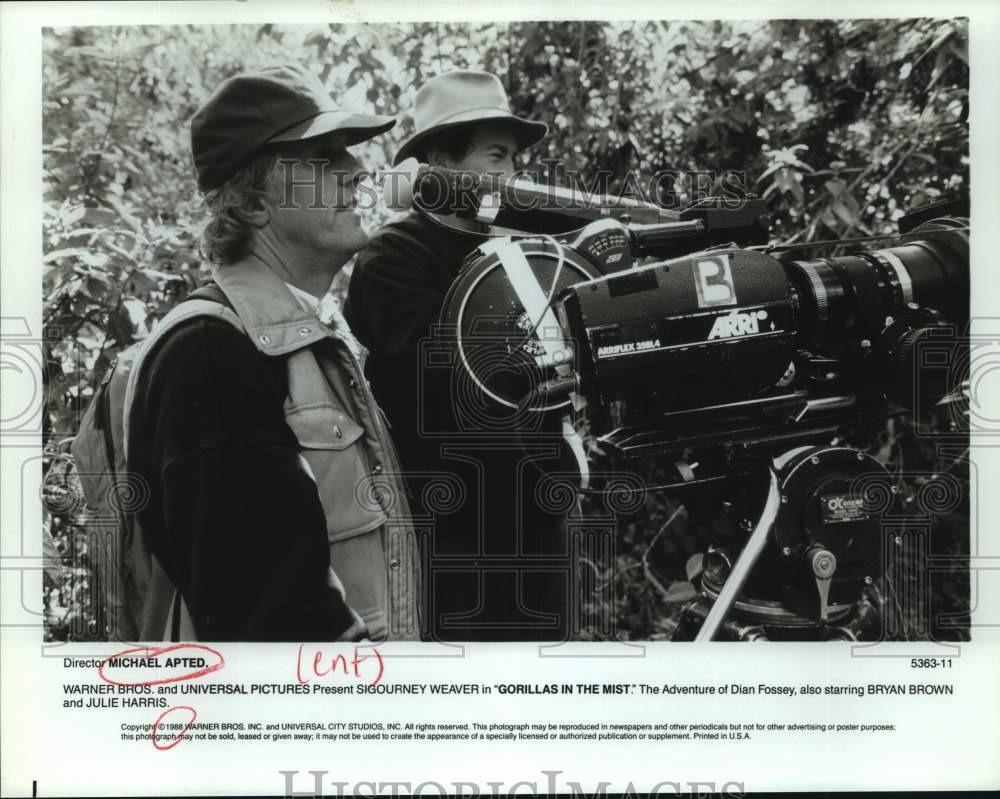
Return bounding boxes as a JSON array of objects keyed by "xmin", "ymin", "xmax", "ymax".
[{"xmin": 41, "ymin": 19, "xmax": 969, "ymax": 641}]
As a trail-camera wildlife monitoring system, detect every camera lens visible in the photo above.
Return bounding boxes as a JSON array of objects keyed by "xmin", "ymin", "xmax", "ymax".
[{"xmin": 784, "ymin": 218, "xmax": 968, "ymax": 355}]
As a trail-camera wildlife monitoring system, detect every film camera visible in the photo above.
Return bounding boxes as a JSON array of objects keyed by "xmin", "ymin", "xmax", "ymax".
[{"xmin": 417, "ymin": 168, "xmax": 969, "ymax": 641}]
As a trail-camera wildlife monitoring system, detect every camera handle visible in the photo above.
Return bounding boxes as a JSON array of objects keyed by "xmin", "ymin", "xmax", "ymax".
[{"xmin": 694, "ymin": 467, "xmax": 782, "ymax": 642}]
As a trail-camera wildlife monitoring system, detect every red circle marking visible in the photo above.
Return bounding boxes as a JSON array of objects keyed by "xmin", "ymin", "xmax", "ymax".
[
  {"xmin": 151, "ymin": 705, "xmax": 197, "ymax": 751},
  {"xmin": 97, "ymin": 643, "xmax": 224, "ymax": 686}
]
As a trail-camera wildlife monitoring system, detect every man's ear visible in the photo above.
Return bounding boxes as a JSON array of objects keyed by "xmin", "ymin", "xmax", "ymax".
[{"xmin": 233, "ymin": 193, "xmax": 270, "ymax": 228}]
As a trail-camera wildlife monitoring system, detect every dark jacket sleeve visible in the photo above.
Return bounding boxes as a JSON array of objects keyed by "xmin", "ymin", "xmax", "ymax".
[
  {"xmin": 346, "ymin": 226, "xmax": 451, "ymax": 355},
  {"xmin": 130, "ymin": 317, "xmax": 357, "ymax": 642},
  {"xmin": 345, "ymin": 226, "xmax": 459, "ymax": 478}
]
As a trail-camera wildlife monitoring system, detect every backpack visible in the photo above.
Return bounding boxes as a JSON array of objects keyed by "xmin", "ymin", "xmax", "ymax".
[{"xmin": 65, "ymin": 284, "xmax": 243, "ymax": 642}]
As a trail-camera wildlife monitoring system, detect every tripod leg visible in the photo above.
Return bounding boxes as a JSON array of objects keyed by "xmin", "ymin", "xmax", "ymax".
[{"xmin": 694, "ymin": 468, "xmax": 781, "ymax": 642}]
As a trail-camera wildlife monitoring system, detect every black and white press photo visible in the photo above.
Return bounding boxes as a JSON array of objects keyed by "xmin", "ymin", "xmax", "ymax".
[
  {"xmin": 37, "ymin": 16, "xmax": 973, "ymax": 645},
  {"xmin": 5, "ymin": 2, "xmax": 1000, "ymax": 796}
]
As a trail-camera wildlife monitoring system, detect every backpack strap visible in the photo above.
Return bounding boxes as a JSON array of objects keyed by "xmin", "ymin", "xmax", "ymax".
[
  {"xmin": 121, "ymin": 290, "xmax": 245, "ymax": 455},
  {"xmin": 120, "ymin": 285, "xmax": 245, "ymax": 641},
  {"xmin": 185, "ymin": 282, "xmax": 234, "ymax": 309},
  {"xmin": 171, "ymin": 589, "xmax": 182, "ymax": 641},
  {"xmin": 142, "ymin": 551, "xmax": 198, "ymax": 642}
]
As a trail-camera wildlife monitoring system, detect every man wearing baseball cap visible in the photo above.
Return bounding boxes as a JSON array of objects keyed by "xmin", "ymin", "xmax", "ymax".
[
  {"xmin": 125, "ymin": 65, "xmax": 421, "ymax": 641},
  {"xmin": 345, "ymin": 71, "xmax": 574, "ymax": 642}
]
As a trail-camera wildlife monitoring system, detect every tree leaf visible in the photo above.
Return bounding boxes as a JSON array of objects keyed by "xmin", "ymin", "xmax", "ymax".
[
  {"xmin": 127, "ymin": 270, "xmax": 157, "ymax": 295},
  {"xmin": 43, "ymin": 248, "xmax": 88, "ymax": 264},
  {"xmin": 660, "ymin": 580, "xmax": 697, "ymax": 603},
  {"xmin": 85, "ymin": 274, "xmax": 110, "ymax": 300}
]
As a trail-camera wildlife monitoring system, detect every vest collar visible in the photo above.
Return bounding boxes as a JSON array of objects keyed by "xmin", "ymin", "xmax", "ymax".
[{"xmin": 212, "ymin": 253, "xmax": 336, "ymax": 357}]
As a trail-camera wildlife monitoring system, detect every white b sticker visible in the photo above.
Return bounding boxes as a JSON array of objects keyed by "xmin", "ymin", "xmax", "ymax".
[{"xmin": 694, "ymin": 254, "xmax": 737, "ymax": 308}]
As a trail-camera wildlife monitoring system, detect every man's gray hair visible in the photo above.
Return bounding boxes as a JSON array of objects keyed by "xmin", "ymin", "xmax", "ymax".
[{"xmin": 200, "ymin": 148, "xmax": 281, "ymax": 265}]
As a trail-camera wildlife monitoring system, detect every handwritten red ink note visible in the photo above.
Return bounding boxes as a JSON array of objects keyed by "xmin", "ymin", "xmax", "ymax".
[
  {"xmin": 97, "ymin": 644, "xmax": 224, "ymax": 750},
  {"xmin": 97, "ymin": 643, "xmax": 225, "ymax": 687},
  {"xmin": 151, "ymin": 705, "xmax": 197, "ymax": 751},
  {"xmin": 295, "ymin": 644, "xmax": 384, "ymax": 686}
]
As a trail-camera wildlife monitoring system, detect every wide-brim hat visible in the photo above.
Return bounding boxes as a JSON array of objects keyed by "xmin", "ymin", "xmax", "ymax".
[
  {"xmin": 393, "ymin": 70, "xmax": 547, "ymax": 166},
  {"xmin": 192, "ymin": 64, "xmax": 396, "ymax": 192}
]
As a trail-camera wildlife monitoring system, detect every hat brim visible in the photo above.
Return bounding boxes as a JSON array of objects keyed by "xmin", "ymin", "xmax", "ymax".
[
  {"xmin": 393, "ymin": 113, "xmax": 547, "ymax": 166},
  {"xmin": 269, "ymin": 110, "xmax": 396, "ymax": 146}
]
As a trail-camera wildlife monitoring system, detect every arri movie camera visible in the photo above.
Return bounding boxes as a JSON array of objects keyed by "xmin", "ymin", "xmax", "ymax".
[{"xmin": 401, "ymin": 164, "xmax": 969, "ymax": 642}]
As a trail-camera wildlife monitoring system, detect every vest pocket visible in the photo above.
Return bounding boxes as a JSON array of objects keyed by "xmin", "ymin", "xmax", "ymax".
[
  {"xmin": 285, "ymin": 402, "xmax": 363, "ymax": 449},
  {"xmin": 284, "ymin": 403, "xmax": 388, "ymax": 538},
  {"xmin": 285, "ymin": 402, "xmax": 391, "ymax": 637}
]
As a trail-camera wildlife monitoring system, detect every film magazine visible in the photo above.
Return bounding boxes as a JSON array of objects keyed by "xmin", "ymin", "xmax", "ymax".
[{"xmin": 1, "ymin": 0, "xmax": 999, "ymax": 796}]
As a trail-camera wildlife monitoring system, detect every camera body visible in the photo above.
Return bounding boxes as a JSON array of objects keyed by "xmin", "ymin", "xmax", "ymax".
[
  {"xmin": 435, "ymin": 194, "xmax": 969, "ymax": 640},
  {"xmin": 557, "ymin": 247, "xmax": 797, "ymax": 421}
]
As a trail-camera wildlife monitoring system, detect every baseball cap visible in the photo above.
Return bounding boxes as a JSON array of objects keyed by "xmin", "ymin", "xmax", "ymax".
[{"xmin": 191, "ymin": 64, "xmax": 395, "ymax": 192}]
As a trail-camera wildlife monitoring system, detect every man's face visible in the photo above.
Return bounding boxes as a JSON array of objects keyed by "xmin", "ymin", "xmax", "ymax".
[
  {"xmin": 444, "ymin": 124, "xmax": 519, "ymax": 180},
  {"xmin": 262, "ymin": 133, "xmax": 371, "ymax": 262}
]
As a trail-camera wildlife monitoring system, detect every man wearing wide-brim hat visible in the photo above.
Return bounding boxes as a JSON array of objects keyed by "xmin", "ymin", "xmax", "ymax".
[
  {"xmin": 391, "ymin": 70, "xmax": 547, "ymax": 167},
  {"xmin": 345, "ymin": 70, "xmax": 574, "ymax": 643}
]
